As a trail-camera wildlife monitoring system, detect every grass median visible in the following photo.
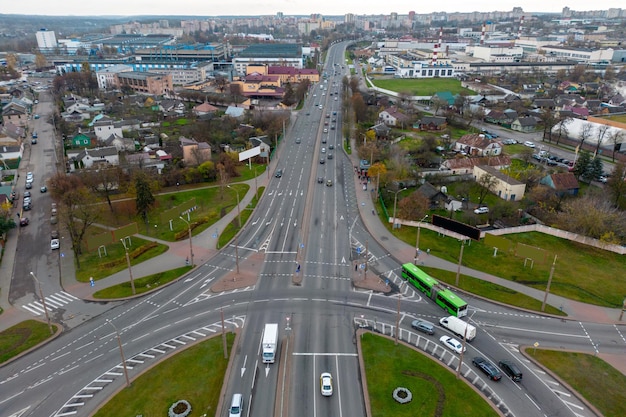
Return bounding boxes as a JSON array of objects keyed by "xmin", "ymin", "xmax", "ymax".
[
  {"xmin": 0, "ymin": 320, "xmax": 59, "ymax": 364},
  {"xmin": 361, "ymin": 332, "xmax": 499, "ymax": 417},
  {"xmin": 527, "ymin": 349, "xmax": 626, "ymax": 417},
  {"xmin": 93, "ymin": 333, "xmax": 234, "ymax": 417},
  {"xmin": 92, "ymin": 265, "xmax": 193, "ymax": 299}
]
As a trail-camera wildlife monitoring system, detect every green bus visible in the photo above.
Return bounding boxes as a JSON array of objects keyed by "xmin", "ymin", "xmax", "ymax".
[{"xmin": 401, "ymin": 263, "xmax": 468, "ymax": 317}]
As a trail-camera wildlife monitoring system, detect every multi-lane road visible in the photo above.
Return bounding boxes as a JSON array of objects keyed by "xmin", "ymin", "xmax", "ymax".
[{"xmin": 1, "ymin": 42, "xmax": 624, "ymax": 417}]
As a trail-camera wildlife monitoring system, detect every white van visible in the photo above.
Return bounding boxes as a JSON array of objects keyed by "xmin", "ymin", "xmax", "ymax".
[{"xmin": 229, "ymin": 393, "xmax": 243, "ymax": 417}]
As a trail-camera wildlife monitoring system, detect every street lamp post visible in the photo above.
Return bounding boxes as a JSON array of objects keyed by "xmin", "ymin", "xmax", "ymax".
[
  {"xmin": 120, "ymin": 238, "xmax": 136, "ymax": 295},
  {"xmin": 227, "ymin": 185, "xmax": 241, "ymax": 229},
  {"xmin": 456, "ymin": 310, "xmax": 476, "ymax": 379},
  {"xmin": 415, "ymin": 214, "xmax": 429, "ymax": 264},
  {"xmin": 107, "ymin": 319, "xmax": 131, "ymax": 387},
  {"xmin": 29, "ymin": 272, "xmax": 53, "ymax": 334},
  {"xmin": 388, "ymin": 188, "xmax": 407, "ymax": 230},
  {"xmin": 179, "ymin": 216, "xmax": 194, "ymax": 267}
]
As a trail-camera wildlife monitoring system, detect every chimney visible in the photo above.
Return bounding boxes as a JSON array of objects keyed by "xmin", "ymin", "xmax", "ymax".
[
  {"xmin": 480, "ymin": 22, "xmax": 486, "ymax": 45},
  {"xmin": 518, "ymin": 15, "xmax": 524, "ymax": 39}
]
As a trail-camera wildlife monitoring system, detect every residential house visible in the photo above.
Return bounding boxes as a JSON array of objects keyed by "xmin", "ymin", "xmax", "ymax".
[
  {"xmin": 431, "ymin": 91, "xmax": 455, "ymax": 107},
  {"xmin": 609, "ymin": 94, "xmax": 626, "ymax": 107},
  {"xmin": 511, "ymin": 117, "xmax": 537, "ymax": 133},
  {"xmin": 473, "ymin": 165, "xmax": 526, "ymax": 202},
  {"xmin": 180, "ymin": 136, "xmax": 212, "ymax": 166},
  {"xmin": 0, "ymin": 145, "xmax": 23, "ymax": 164},
  {"xmin": 249, "ymin": 136, "xmax": 271, "ymax": 156},
  {"xmin": 126, "ymin": 150, "xmax": 170, "ymax": 174},
  {"xmin": 93, "ymin": 116, "xmax": 123, "ymax": 142},
  {"xmin": 368, "ymin": 123, "xmax": 391, "ymax": 140},
  {"xmin": 225, "ymin": 106, "xmax": 246, "ymax": 118},
  {"xmin": 584, "ymin": 99, "xmax": 602, "ymax": 113},
  {"xmin": 413, "ymin": 116, "xmax": 447, "ymax": 131},
  {"xmin": 454, "ymin": 133, "xmax": 502, "ymax": 157},
  {"xmin": 102, "ymin": 134, "xmax": 135, "ymax": 152},
  {"xmin": 230, "ymin": 72, "xmax": 284, "ymax": 98},
  {"xmin": 2, "ymin": 102, "xmax": 28, "ymax": 127},
  {"xmin": 193, "ymin": 102, "xmax": 219, "ymax": 116},
  {"xmin": 539, "ymin": 172, "xmax": 579, "ymax": 197},
  {"xmin": 158, "ymin": 99, "xmax": 186, "ymax": 116},
  {"xmin": 440, "ymin": 155, "xmax": 511, "ymax": 175},
  {"xmin": 379, "ymin": 106, "xmax": 410, "ymax": 128},
  {"xmin": 533, "ymin": 99, "xmax": 555, "ymax": 110},
  {"xmin": 485, "ymin": 110, "xmax": 508, "ymax": 125},
  {"xmin": 415, "ymin": 182, "xmax": 449, "ymax": 209},
  {"xmin": 71, "ymin": 147, "xmax": 119, "ymax": 172},
  {"xmin": 1, "ymin": 122, "xmax": 25, "ymax": 141},
  {"xmin": 71, "ymin": 133, "xmax": 92, "ymax": 148}
]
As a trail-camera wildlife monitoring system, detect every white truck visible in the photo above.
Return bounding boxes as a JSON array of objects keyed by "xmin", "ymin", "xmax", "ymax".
[
  {"xmin": 262, "ymin": 323, "xmax": 279, "ymax": 363},
  {"xmin": 439, "ymin": 316, "xmax": 476, "ymax": 342}
]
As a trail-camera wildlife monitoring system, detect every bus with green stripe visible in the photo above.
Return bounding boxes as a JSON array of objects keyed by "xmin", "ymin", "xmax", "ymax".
[{"xmin": 401, "ymin": 263, "xmax": 468, "ymax": 317}]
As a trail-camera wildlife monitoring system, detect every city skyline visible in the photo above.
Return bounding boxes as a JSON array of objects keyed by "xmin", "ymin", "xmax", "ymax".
[{"xmin": 3, "ymin": 1, "xmax": 625, "ymax": 18}]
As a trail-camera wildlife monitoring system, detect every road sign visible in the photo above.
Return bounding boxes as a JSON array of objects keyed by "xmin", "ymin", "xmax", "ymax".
[{"xmin": 357, "ymin": 247, "xmax": 361, "ymax": 255}]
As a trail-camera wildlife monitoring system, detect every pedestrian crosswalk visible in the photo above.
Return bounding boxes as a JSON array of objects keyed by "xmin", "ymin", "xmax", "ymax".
[{"xmin": 21, "ymin": 291, "xmax": 79, "ymax": 316}]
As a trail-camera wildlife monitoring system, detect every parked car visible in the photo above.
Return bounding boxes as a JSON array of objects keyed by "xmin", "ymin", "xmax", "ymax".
[
  {"xmin": 34, "ymin": 114, "xmax": 40, "ymax": 119},
  {"xmin": 320, "ymin": 372, "xmax": 333, "ymax": 396},
  {"xmin": 523, "ymin": 141, "xmax": 536, "ymax": 148},
  {"xmin": 51, "ymin": 230, "xmax": 59, "ymax": 239},
  {"xmin": 474, "ymin": 206, "xmax": 489, "ymax": 215},
  {"xmin": 472, "ymin": 357, "xmax": 502, "ymax": 381},
  {"xmin": 440, "ymin": 336, "xmax": 465, "ymax": 354},
  {"xmin": 50, "ymin": 239, "xmax": 60, "ymax": 250},
  {"xmin": 40, "ymin": 186, "xmax": 47, "ymax": 193},
  {"xmin": 19, "ymin": 217, "xmax": 29, "ymax": 227},
  {"xmin": 25, "ymin": 182, "xmax": 32, "ymax": 189},
  {"xmin": 501, "ymin": 138, "xmax": 517, "ymax": 145}
]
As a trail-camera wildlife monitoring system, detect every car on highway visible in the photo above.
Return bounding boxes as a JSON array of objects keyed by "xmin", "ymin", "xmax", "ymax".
[
  {"xmin": 275, "ymin": 169, "xmax": 283, "ymax": 178},
  {"xmin": 320, "ymin": 158, "xmax": 325, "ymax": 164},
  {"xmin": 329, "ymin": 144, "xmax": 334, "ymax": 150},
  {"xmin": 320, "ymin": 372, "xmax": 333, "ymax": 396},
  {"xmin": 317, "ymin": 177, "xmax": 324, "ymax": 184},
  {"xmin": 295, "ymin": 138, "xmax": 301, "ymax": 144},
  {"xmin": 523, "ymin": 141, "xmax": 536, "ymax": 148},
  {"xmin": 50, "ymin": 239, "xmax": 60, "ymax": 250},
  {"xmin": 474, "ymin": 206, "xmax": 489, "ymax": 215},
  {"xmin": 411, "ymin": 319, "xmax": 435, "ymax": 335},
  {"xmin": 326, "ymin": 179, "xmax": 333, "ymax": 186},
  {"xmin": 440, "ymin": 336, "xmax": 465, "ymax": 354},
  {"xmin": 472, "ymin": 357, "xmax": 502, "ymax": 381},
  {"xmin": 323, "ymin": 128, "xmax": 328, "ymax": 133}
]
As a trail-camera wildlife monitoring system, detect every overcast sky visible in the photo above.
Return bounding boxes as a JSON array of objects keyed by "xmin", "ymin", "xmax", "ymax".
[{"xmin": 3, "ymin": 1, "xmax": 624, "ymax": 17}]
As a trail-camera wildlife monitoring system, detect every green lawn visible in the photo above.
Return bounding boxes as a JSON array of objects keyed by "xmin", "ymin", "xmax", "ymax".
[
  {"xmin": 527, "ymin": 349, "xmax": 626, "ymax": 417},
  {"xmin": 362, "ymin": 333, "xmax": 499, "ymax": 417},
  {"xmin": 75, "ymin": 236, "xmax": 168, "ymax": 283},
  {"xmin": 99, "ymin": 183, "xmax": 250, "ymax": 242},
  {"xmin": 93, "ymin": 333, "xmax": 234, "ymax": 417},
  {"xmin": 92, "ymin": 265, "xmax": 193, "ymax": 298},
  {"xmin": 382, "ymin": 210, "xmax": 626, "ymax": 307},
  {"xmin": 370, "ymin": 78, "xmax": 474, "ymax": 96},
  {"xmin": 0, "ymin": 320, "xmax": 58, "ymax": 364}
]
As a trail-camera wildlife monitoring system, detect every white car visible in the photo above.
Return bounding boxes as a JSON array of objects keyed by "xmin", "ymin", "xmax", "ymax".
[
  {"xmin": 320, "ymin": 372, "xmax": 333, "ymax": 396},
  {"xmin": 440, "ymin": 336, "xmax": 465, "ymax": 354},
  {"xmin": 523, "ymin": 141, "xmax": 536, "ymax": 148},
  {"xmin": 474, "ymin": 206, "xmax": 489, "ymax": 215},
  {"xmin": 50, "ymin": 239, "xmax": 60, "ymax": 250}
]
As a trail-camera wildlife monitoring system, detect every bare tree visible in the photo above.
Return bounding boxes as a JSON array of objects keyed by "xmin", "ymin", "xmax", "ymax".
[
  {"xmin": 578, "ymin": 123, "xmax": 595, "ymax": 150},
  {"xmin": 553, "ymin": 116, "xmax": 571, "ymax": 145},
  {"xmin": 80, "ymin": 167, "xmax": 123, "ymax": 213},
  {"xmin": 594, "ymin": 124, "xmax": 610, "ymax": 155},
  {"xmin": 473, "ymin": 172, "xmax": 498, "ymax": 205},
  {"xmin": 397, "ymin": 192, "xmax": 430, "ymax": 220},
  {"xmin": 607, "ymin": 129, "xmax": 625, "ymax": 162}
]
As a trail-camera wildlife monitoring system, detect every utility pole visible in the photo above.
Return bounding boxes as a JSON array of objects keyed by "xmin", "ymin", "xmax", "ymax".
[
  {"xmin": 107, "ymin": 320, "xmax": 131, "ymax": 387},
  {"xmin": 456, "ymin": 311, "xmax": 475, "ymax": 379},
  {"xmin": 30, "ymin": 272, "xmax": 53, "ymax": 334},
  {"xmin": 363, "ymin": 239, "xmax": 369, "ymax": 281},
  {"xmin": 120, "ymin": 238, "xmax": 136, "ymax": 295},
  {"xmin": 455, "ymin": 241, "xmax": 465, "ymax": 287},
  {"xmin": 542, "ymin": 255, "xmax": 558, "ymax": 312}
]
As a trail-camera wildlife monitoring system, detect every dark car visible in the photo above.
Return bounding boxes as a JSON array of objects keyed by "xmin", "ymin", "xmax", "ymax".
[
  {"xmin": 472, "ymin": 357, "xmax": 502, "ymax": 381},
  {"xmin": 317, "ymin": 177, "xmax": 324, "ymax": 184},
  {"xmin": 498, "ymin": 360, "xmax": 522, "ymax": 382},
  {"xmin": 275, "ymin": 169, "xmax": 283, "ymax": 178},
  {"xmin": 320, "ymin": 158, "xmax": 325, "ymax": 164},
  {"xmin": 19, "ymin": 217, "xmax": 29, "ymax": 227}
]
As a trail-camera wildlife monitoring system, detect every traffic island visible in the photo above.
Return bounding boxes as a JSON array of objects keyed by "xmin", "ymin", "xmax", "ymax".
[
  {"xmin": 210, "ymin": 252, "xmax": 263, "ymax": 292},
  {"xmin": 352, "ymin": 263, "xmax": 392, "ymax": 293}
]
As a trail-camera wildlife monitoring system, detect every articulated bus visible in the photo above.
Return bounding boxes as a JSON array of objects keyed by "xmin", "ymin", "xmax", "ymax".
[{"xmin": 401, "ymin": 263, "xmax": 468, "ymax": 317}]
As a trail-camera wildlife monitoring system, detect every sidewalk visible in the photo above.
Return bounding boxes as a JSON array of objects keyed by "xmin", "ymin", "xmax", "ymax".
[{"xmin": 347, "ymin": 137, "xmax": 624, "ymax": 325}]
